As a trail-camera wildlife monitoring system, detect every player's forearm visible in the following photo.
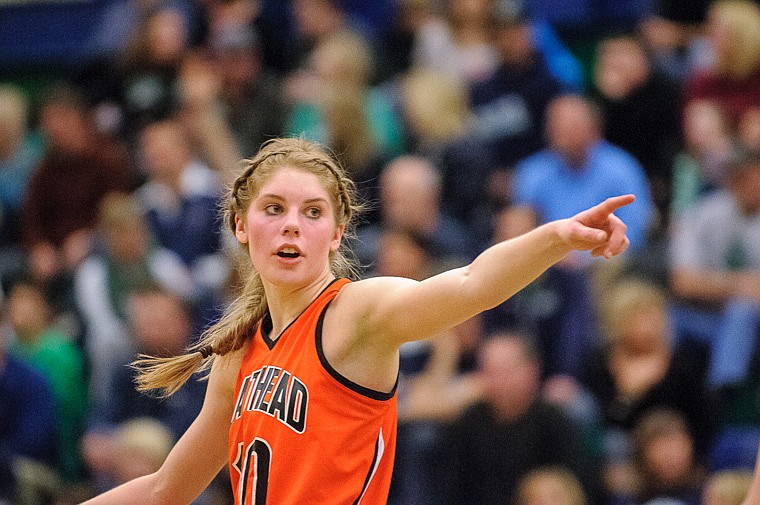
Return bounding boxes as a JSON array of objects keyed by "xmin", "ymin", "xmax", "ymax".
[{"xmin": 81, "ymin": 474, "xmax": 166, "ymax": 505}]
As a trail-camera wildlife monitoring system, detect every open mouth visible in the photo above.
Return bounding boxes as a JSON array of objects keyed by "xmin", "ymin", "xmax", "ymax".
[{"xmin": 277, "ymin": 247, "xmax": 301, "ymax": 259}]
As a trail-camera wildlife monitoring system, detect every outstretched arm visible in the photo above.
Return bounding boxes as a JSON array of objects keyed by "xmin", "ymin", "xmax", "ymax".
[
  {"xmin": 345, "ymin": 195, "xmax": 635, "ymax": 346},
  {"xmin": 80, "ymin": 350, "xmax": 243, "ymax": 505}
]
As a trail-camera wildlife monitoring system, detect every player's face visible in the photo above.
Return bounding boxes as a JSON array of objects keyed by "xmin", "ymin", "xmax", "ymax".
[{"xmin": 235, "ymin": 166, "xmax": 344, "ymax": 288}]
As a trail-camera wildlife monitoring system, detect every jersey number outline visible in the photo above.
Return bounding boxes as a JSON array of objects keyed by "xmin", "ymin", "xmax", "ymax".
[{"xmin": 233, "ymin": 438, "xmax": 271, "ymax": 504}]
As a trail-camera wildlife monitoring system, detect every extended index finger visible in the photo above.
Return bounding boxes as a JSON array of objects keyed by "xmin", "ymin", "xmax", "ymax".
[{"xmin": 595, "ymin": 194, "xmax": 636, "ymax": 216}]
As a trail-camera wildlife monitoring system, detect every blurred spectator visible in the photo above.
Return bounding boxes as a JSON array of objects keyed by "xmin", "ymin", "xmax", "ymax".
[
  {"xmin": 204, "ymin": 23, "xmax": 286, "ymax": 159},
  {"xmin": 355, "ymin": 155, "xmax": 479, "ymax": 270},
  {"xmin": 174, "ymin": 51, "xmax": 245, "ymax": 187},
  {"xmin": 117, "ymin": 5, "xmax": 192, "ymax": 139},
  {"xmin": 469, "ymin": 10, "xmax": 564, "ymax": 177},
  {"xmin": 254, "ymin": 0, "xmax": 396, "ymax": 76},
  {"xmin": 135, "ymin": 118, "xmax": 228, "ymax": 324},
  {"xmin": 86, "ymin": 0, "xmax": 205, "ymax": 61},
  {"xmin": 638, "ymin": 0, "xmax": 713, "ymax": 83},
  {"xmin": 410, "ymin": 0, "xmax": 499, "ymax": 85},
  {"xmin": 111, "ymin": 417, "xmax": 173, "ymax": 486},
  {"xmin": 284, "ymin": 29, "xmax": 405, "ymax": 161},
  {"xmin": 592, "ymin": 34, "xmax": 683, "ymax": 227},
  {"xmin": 81, "ymin": 287, "xmax": 206, "ymax": 493},
  {"xmin": 373, "ymin": 0, "xmax": 431, "ymax": 83},
  {"xmin": 396, "ymin": 321, "xmax": 483, "ymax": 425},
  {"xmin": 0, "ymin": 84, "xmax": 40, "ymax": 274},
  {"xmin": 398, "ymin": 68, "xmax": 493, "ymax": 242},
  {"xmin": 77, "ymin": 0, "xmax": 207, "ymax": 133},
  {"xmin": 391, "ymin": 327, "xmax": 483, "ymax": 505},
  {"xmin": 484, "ymin": 1, "xmax": 587, "ymax": 92},
  {"xmin": 275, "ymin": 0, "xmax": 354, "ymax": 78},
  {"xmin": 683, "ymin": 0, "xmax": 760, "ymax": 127},
  {"xmin": 399, "ymin": 68, "xmax": 474, "ymax": 154},
  {"xmin": 4, "ymin": 277, "xmax": 88, "ymax": 484},
  {"xmin": 292, "ymin": 0, "xmax": 357, "ymax": 53},
  {"xmin": 203, "ymin": 0, "xmax": 259, "ymax": 42},
  {"xmin": 293, "ymin": 0, "xmax": 395, "ymax": 63},
  {"xmin": 20, "ymin": 82, "xmax": 136, "ymax": 315},
  {"xmin": 443, "ymin": 332, "xmax": 600, "ymax": 505},
  {"xmin": 507, "ymin": 94, "xmax": 655, "ymax": 376},
  {"xmin": 73, "ymin": 192, "xmax": 195, "ymax": 408},
  {"xmin": 575, "ymin": 278, "xmax": 716, "ymax": 501},
  {"xmin": 703, "ymin": 469, "xmax": 752, "ymax": 505},
  {"xmin": 630, "ymin": 408, "xmax": 705, "ymax": 505},
  {"xmin": 669, "ymin": 146, "xmax": 760, "ymax": 391},
  {"xmin": 670, "ymin": 99, "xmax": 735, "ymax": 217},
  {"xmin": 0, "ymin": 307, "xmax": 58, "ymax": 503},
  {"xmin": 528, "ymin": 19, "xmax": 585, "ymax": 94},
  {"xmin": 78, "ymin": 5, "xmax": 193, "ymax": 142},
  {"xmin": 514, "ymin": 465, "xmax": 588, "ymax": 505}
]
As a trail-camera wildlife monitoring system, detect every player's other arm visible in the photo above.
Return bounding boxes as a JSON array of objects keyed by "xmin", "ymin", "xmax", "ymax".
[{"xmin": 80, "ymin": 349, "xmax": 243, "ymax": 505}]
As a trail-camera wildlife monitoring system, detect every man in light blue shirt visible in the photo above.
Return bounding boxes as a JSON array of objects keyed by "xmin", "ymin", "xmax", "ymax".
[
  {"xmin": 497, "ymin": 94, "xmax": 655, "ymax": 378},
  {"xmin": 512, "ymin": 94, "xmax": 655, "ymax": 256}
]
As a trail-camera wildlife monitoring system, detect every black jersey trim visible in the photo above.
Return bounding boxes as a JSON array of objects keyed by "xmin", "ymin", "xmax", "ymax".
[
  {"xmin": 259, "ymin": 313, "xmax": 277, "ymax": 350},
  {"xmin": 260, "ymin": 278, "xmax": 343, "ymax": 350},
  {"xmin": 315, "ymin": 299, "xmax": 398, "ymax": 401}
]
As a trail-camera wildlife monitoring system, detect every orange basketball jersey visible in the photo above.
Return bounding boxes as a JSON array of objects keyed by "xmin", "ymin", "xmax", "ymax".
[{"xmin": 228, "ymin": 278, "xmax": 398, "ymax": 504}]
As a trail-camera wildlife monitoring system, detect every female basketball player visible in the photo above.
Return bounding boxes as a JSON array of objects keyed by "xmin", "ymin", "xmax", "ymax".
[{"xmin": 82, "ymin": 137, "xmax": 634, "ymax": 504}]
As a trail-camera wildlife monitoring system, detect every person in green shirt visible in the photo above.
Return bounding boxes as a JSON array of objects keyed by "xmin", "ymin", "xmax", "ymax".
[{"xmin": 5, "ymin": 277, "xmax": 89, "ymax": 483}]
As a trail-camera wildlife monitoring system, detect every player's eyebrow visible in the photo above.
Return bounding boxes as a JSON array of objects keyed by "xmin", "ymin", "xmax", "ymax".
[{"xmin": 258, "ymin": 194, "xmax": 329, "ymax": 206}]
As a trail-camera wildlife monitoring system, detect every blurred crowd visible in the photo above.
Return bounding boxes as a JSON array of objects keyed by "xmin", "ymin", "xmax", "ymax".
[{"xmin": 2, "ymin": 0, "xmax": 760, "ymax": 504}]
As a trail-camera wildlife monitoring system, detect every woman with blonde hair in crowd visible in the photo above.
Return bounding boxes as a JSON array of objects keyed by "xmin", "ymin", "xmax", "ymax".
[
  {"xmin": 285, "ymin": 29, "xmax": 405, "ymax": 161},
  {"xmin": 683, "ymin": 0, "xmax": 760, "ymax": 126},
  {"xmin": 398, "ymin": 67, "xmax": 493, "ymax": 243}
]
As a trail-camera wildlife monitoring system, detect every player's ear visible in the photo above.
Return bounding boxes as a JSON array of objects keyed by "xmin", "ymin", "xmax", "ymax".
[
  {"xmin": 235, "ymin": 215, "xmax": 248, "ymax": 244},
  {"xmin": 330, "ymin": 224, "xmax": 344, "ymax": 252}
]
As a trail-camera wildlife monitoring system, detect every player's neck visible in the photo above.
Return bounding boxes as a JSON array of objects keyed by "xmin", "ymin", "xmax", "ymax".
[{"xmin": 263, "ymin": 273, "xmax": 336, "ymax": 339}]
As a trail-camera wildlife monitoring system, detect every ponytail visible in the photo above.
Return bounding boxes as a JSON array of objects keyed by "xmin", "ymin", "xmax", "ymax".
[
  {"xmin": 133, "ymin": 266, "xmax": 267, "ymax": 397},
  {"xmin": 132, "ymin": 351, "xmax": 209, "ymax": 397}
]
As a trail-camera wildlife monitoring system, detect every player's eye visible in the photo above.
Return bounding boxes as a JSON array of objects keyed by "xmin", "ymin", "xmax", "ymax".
[{"xmin": 265, "ymin": 204, "xmax": 283, "ymax": 215}]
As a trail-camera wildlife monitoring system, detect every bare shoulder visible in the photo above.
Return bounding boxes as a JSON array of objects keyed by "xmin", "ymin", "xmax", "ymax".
[
  {"xmin": 323, "ymin": 276, "xmax": 420, "ymax": 347},
  {"xmin": 341, "ymin": 276, "xmax": 419, "ymax": 300},
  {"xmin": 334, "ymin": 276, "xmax": 418, "ymax": 317}
]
